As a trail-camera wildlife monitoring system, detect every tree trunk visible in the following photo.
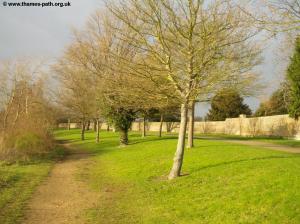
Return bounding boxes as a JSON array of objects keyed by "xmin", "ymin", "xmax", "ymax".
[
  {"xmin": 107, "ymin": 124, "xmax": 110, "ymax": 132},
  {"xmin": 187, "ymin": 101, "xmax": 195, "ymax": 148},
  {"xmin": 3, "ymin": 110, "xmax": 8, "ymax": 130},
  {"xmin": 81, "ymin": 120, "xmax": 86, "ymax": 141},
  {"xmin": 93, "ymin": 119, "xmax": 97, "ymax": 132},
  {"xmin": 86, "ymin": 120, "xmax": 91, "ymax": 131},
  {"xmin": 168, "ymin": 103, "xmax": 188, "ymax": 180},
  {"xmin": 142, "ymin": 116, "xmax": 146, "ymax": 137},
  {"xmin": 13, "ymin": 103, "xmax": 20, "ymax": 127},
  {"xmin": 67, "ymin": 118, "xmax": 71, "ymax": 130},
  {"xmin": 25, "ymin": 95, "xmax": 29, "ymax": 115},
  {"xmin": 159, "ymin": 114, "xmax": 164, "ymax": 137},
  {"xmin": 119, "ymin": 129, "xmax": 128, "ymax": 146},
  {"xmin": 96, "ymin": 119, "xmax": 100, "ymax": 143}
]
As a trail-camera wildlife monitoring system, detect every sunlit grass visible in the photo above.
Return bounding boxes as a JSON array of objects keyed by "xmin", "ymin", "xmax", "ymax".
[{"xmin": 56, "ymin": 129, "xmax": 300, "ymax": 224}]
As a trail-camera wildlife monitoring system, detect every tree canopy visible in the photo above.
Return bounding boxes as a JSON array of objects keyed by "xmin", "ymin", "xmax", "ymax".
[
  {"xmin": 287, "ymin": 37, "xmax": 300, "ymax": 119},
  {"xmin": 255, "ymin": 85, "xmax": 289, "ymax": 117},
  {"xmin": 206, "ymin": 89, "xmax": 252, "ymax": 121}
]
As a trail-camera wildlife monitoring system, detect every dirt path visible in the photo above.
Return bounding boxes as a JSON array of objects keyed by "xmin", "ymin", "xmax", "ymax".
[
  {"xmin": 198, "ymin": 137, "xmax": 300, "ymax": 154},
  {"xmin": 225, "ymin": 140, "xmax": 300, "ymax": 153},
  {"xmin": 22, "ymin": 145, "xmax": 99, "ymax": 224}
]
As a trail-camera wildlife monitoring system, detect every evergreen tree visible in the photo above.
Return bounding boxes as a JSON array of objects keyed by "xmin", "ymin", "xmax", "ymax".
[
  {"xmin": 104, "ymin": 107, "xmax": 136, "ymax": 146},
  {"xmin": 287, "ymin": 37, "xmax": 300, "ymax": 119},
  {"xmin": 206, "ymin": 89, "xmax": 252, "ymax": 121}
]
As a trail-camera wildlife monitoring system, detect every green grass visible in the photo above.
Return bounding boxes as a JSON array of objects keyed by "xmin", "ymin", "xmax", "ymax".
[
  {"xmin": 0, "ymin": 145, "xmax": 66, "ymax": 224},
  {"xmin": 55, "ymin": 129, "xmax": 300, "ymax": 224}
]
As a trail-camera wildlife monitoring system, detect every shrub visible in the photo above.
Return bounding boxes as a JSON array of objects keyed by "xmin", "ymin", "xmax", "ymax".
[{"xmin": 0, "ymin": 130, "xmax": 54, "ymax": 162}]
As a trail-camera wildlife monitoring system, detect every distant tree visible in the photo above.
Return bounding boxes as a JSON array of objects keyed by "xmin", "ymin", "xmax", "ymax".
[
  {"xmin": 66, "ymin": 11, "xmax": 178, "ymax": 145},
  {"xmin": 104, "ymin": 107, "xmax": 135, "ymax": 146},
  {"xmin": 207, "ymin": 89, "xmax": 252, "ymax": 121},
  {"xmin": 255, "ymin": 86, "xmax": 289, "ymax": 116},
  {"xmin": 142, "ymin": 107, "xmax": 180, "ymax": 138},
  {"xmin": 287, "ymin": 37, "xmax": 300, "ymax": 119},
  {"xmin": 53, "ymin": 62, "xmax": 97, "ymax": 141}
]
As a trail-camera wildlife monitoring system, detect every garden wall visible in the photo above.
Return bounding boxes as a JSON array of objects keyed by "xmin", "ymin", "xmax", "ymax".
[{"xmin": 58, "ymin": 114, "xmax": 300, "ymax": 138}]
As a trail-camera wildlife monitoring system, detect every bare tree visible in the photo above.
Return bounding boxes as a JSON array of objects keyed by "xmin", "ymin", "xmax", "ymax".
[
  {"xmin": 107, "ymin": 0, "xmax": 261, "ymax": 179},
  {"xmin": 53, "ymin": 57, "xmax": 98, "ymax": 141},
  {"xmin": 63, "ymin": 10, "xmax": 177, "ymax": 145},
  {"xmin": 0, "ymin": 60, "xmax": 56, "ymax": 161}
]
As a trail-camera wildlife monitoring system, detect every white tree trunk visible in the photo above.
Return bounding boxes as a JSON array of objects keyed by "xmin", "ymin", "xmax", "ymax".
[
  {"xmin": 81, "ymin": 120, "xmax": 86, "ymax": 141},
  {"xmin": 142, "ymin": 116, "xmax": 146, "ymax": 138},
  {"xmin": 159, "ymin": 114, "xmax": 163, "ymax": 137},
  {"xmin": 25, "ymin": 95, "xmax": 29, "ymax": 115},
  {"xmin": 168, "ymin": 103, "xmax": 188, "ymax": 180},
  {"xmin": 93, "ymin": 119, "xmax": 97, "ymax": 132},
  {"xmin": 187, "ymin": 101, "xmax": 195, "ymax": 148},
  {"xmin": 67, "ymin": 118, "xmax": 71, "ymax": 130}
]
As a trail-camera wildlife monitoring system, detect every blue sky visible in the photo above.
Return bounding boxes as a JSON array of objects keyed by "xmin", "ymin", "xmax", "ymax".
[{"xmin": 0, "ymin": 0, "xmax": 289, "ymax": 117}]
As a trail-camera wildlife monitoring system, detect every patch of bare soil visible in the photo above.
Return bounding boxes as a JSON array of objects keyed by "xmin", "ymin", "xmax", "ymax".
[
  {"xmin": 22, "ymin": 145, "xmax": 99, "ymax": 224},
  {"xmin": 226, "ymin": 140, "xmax": 300, "ymax": 153},
  {"xmin": 197, "ymin": 136, "xmax": 300, "ymax": 154}
]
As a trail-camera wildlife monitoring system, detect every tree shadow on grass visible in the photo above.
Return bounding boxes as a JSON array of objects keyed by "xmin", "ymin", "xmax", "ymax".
[{"xmin": 129, "ymin": 136, "xmax": 178, "ymax": 145}]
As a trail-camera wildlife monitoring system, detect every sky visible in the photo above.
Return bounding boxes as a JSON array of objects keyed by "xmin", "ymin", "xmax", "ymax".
[{"xmin": 0, "ymin": 0, "xmax": 289, "ymax": 117}]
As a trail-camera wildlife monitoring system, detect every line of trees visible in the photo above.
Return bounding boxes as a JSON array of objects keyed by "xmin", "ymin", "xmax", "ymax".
[
  {"xmin": 1, "ymin": 0, "xmax": 300, "ymax": 177},
  {"xmin": 54, "ymin": 0, "xmax": 262, "ymax": 179}
]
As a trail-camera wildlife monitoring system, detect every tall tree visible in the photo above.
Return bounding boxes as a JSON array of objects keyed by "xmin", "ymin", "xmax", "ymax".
[
  {"xmin": 287, "ymin": 37, "xmax": 300, "ymax": 119},
  {"xmin": 108, "ymin": 0, "xmax": 261, "ymax": 179},
  {"xmin": 53, "ymin": 59, "xmax": 98, "ymax": 141}
]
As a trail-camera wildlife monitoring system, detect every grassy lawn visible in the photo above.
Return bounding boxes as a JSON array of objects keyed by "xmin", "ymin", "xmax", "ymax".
[
  {"xmin": 0, "ymin": 146, "xmax": 65, "ymax": 224},
  {"xmin": 55, "ymin": 129, "xmax": 300, "ymax": 224}
]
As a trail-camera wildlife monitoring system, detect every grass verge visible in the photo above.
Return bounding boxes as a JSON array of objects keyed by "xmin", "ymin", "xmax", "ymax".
[{"xmin": 0, "ymin": 145, "xmax": 66, "ymax": 224}]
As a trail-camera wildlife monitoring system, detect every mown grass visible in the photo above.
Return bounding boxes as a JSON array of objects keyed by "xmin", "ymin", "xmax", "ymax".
[
  {"xmin": 55, "ymin": 129, "xmax": 300, "ymax": 224},
  {"xmin": 0, "ymin": 145, "xmax": 66, "ymax": 224}
]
